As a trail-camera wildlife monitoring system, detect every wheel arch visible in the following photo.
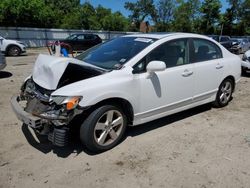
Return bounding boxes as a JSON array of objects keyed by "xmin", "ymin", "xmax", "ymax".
[
  {"xmin": 6, "ymin": 44, "xmax": 21, "ymax": 55},
  {"xmin": 84, "ymin": 97, "xmax": 134, "ymax": 125},
  {"xmin": 222, "ymin": 75, "xmax": 235, "ymax": 91}
]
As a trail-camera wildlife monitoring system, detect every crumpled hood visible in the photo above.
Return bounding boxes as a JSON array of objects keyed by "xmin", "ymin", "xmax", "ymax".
[{"xmin": 32, "ymin": 54, "xmax": 104, "ymax": 90}]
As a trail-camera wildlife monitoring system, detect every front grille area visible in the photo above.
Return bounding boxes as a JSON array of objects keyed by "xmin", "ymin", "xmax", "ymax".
[
  {"xmin": 25, "ymin": 97, "xmax": 52, "ymax": 114},
  {"xmin": 23, "ymin": 79, "xmax": 54, "ymax": 115}
]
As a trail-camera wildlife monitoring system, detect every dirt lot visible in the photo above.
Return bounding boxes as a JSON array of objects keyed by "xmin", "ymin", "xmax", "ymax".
[{"xmin": 0, "ymin": 49, "xmax": 250, "ymax": 188}]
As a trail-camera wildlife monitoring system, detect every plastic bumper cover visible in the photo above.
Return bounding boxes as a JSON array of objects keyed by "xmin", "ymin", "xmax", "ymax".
[{"xmin": 11, "ymin": 95, "xmax": 43, "ymax": 128}]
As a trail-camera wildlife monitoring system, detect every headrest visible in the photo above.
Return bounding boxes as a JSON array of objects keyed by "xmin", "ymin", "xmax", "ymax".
[
  {"xmin": 166, "ymin": 45, "xmax": 181, "ymax": 56},
  {"xmin": 198, "ymin": 45, "xmax": 209, "ymax": 54}
]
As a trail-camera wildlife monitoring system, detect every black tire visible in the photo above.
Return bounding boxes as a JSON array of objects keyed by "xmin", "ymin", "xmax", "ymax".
[
  {"xmin": 80, "ymin": 105, "xmax": 127, "ymax": 153},
  {"xmin": 241, "ymin": 67, "xmax": 246, "ymax": 76},
  {"xmin": 213, "ymin": 78, "xmax": 234, "ymax": 108},
  {"xmin": 7, "ymin": 45, "xmax": 21, "ymax": 56}
]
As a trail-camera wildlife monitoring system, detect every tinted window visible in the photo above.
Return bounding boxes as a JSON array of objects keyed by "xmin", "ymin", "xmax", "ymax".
[
  {"xmin": 85, "ymin": 34, "xmax": 95, "ymax": 40},
  {"xmin": 77, "ymin": 35, "xmax": 85, "ymax": 40},
  {"xmin": 192, "ymin": 39, "xmax": 222, "ymax": 62},
  {"xmin": 76, "ymin": 37, "xmax": 156, "ymax": 70},
  {"xmin": 133, "ymin": 39, "xmax": 189, "ymax": 73},
  {"xmin": 220, "ymin": 37, "xmax": 229, "ymax": 42},
  {"xmin": 66, "ymin": 34, "xmax": 78, "ymax": 40}
]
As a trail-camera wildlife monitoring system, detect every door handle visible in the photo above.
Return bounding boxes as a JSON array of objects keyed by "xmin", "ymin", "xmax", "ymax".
[
  {"xmin": 182, "ymin": 69, "xmax": 193, "ymax": 77},
  {"xmin": 216, "ymin": 64, "xmax": 224, "ymax": 69}
]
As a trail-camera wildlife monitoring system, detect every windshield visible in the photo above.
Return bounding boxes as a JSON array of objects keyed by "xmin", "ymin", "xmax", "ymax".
[{"xmin": 75, "ymin": 37, "xmax": 156, "ymax": 70}]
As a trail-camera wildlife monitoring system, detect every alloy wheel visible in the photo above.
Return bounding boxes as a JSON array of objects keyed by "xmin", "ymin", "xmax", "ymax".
[
  {"xmin": 94, "ymin": 110, "xmax": 124, "ymax": 146},
  {"xmin": 219, "ymin": 81, "xmax": 232, "ymax": 104}
]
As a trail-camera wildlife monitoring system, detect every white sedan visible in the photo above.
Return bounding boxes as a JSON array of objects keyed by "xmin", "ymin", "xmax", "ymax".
[
  {"xmin": 11, "ymin": 33, "xmax": 241, "ymax": 152},
  {"xmin": 242, "ymin": 50, "xmax": 250, "ymax": 74}
]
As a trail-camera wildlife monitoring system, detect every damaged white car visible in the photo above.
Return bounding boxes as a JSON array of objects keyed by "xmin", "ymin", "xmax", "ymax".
[{"xmin": 11, "ymin": 33, "xmax": 241, "ymax": 152}]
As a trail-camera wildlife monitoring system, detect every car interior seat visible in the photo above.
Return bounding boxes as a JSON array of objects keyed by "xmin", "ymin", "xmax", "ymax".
[
  {"xmin": 196, "ymin": 45, "xmax": 209, "ymax": 61},
  {"xmin": 165, "ymin": 45, "xmax": 183, "ymax": 67}
]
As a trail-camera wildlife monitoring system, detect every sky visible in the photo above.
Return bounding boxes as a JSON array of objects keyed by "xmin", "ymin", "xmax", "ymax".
[{"xmin": 81, "ymin": 0, "xmax": 230, "ymax": 17}]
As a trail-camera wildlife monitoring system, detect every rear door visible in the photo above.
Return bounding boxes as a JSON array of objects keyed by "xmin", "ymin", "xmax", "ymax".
[{"xmin": 190, "ymin": 38, "xmax": 224, "ymax": 102}]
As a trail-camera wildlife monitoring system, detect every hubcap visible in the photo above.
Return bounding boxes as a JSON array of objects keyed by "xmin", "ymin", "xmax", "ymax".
[
  {"xmin": 94, "ymin": 110, "xmax": 124, "ymax": 146},
  {"xmin": 219, "ymin": 81, "xmax": 232, "ymax": 104},
  {"xmin": 10, "ymin": 47, "xmax": 19, "ymax": 56}
]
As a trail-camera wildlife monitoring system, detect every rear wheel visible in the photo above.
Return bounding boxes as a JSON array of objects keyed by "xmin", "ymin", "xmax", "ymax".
[
  {"xmin": 213, "ymin": 78, "xmax": 233, "ymax": 108},
  {"xmin": 7, "ymin": 45, "xmax": 21, "ymax": 56},
  {"xmin": 80, "ymin": 105, "xmax": 127, "ymax": 153}
]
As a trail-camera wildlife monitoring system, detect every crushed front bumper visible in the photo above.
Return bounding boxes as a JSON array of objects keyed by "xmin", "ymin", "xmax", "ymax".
[
  {"xmin": 11, "ymin": 95, "xmax": 43, "ymax": 128},
  {"xmin": 11, "ymin": 95, "xmax": 70, "ymax": 146}
]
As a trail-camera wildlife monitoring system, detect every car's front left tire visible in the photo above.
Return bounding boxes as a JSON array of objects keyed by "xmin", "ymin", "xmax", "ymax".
[{"xmin": 80, "ymin": 105, "xmax": 127, "ymax": 153}]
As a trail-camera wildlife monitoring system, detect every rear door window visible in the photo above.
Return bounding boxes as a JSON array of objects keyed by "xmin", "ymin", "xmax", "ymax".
[{"xmin": 191, "ymin": 38, "xmax": 222, "ymax": 63}]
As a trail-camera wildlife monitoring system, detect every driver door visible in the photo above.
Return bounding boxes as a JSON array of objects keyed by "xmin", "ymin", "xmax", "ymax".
[{"xmin": 134, "ymin": 39, "xmax": 195, "ymax": 122}]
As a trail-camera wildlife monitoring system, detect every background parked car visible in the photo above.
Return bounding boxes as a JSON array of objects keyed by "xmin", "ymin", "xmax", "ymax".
[
  {"xmin": 59, "ymin": 33, "xmax": 102, "ymax": 52},
  {"xmin": 231, "ymin": 38, "xmax": 250, "ymax": 54},
  {"xmin": 242, "ymin": 49, "xmax": 250, "ymax": 74},
  {"xmin": 208, "ymin": 35, "xmax": 233, "ymax": 51},
  {"xmin": 0, "ymin": 36, "xmax": 26, "ymax": 56},
  {"xmin": 0, "ymin": 51, "xmax": 6, "ymax": 70}
]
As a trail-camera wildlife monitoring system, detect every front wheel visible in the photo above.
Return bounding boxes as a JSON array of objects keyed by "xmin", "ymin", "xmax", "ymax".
[
  {"xmin": 7, "ymin": 45, "xmax": 21, "ymax": 56},
  {"xmin": 80, "ymin": 105, "xmax": 127, "ymax": 153},
  {"xmin": 213, "ymin": 79, "xmax": 233, "ymax": 108}
]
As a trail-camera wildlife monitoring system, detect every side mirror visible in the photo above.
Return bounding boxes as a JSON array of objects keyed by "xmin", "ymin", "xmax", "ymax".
[{"xmin": 146, "ymin": 61, "xmax": 166, "ymax": 78}]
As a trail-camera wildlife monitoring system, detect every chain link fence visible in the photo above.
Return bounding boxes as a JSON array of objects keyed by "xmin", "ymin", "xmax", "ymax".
[{"xmin": 0, "ymin": 27, "xmax": 138, "ymax": 47}]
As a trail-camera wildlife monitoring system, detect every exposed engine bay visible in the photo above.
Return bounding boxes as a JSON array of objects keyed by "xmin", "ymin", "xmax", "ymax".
[{"xmin": 11, "ymin": 54, "xmax": 106, "ymax": 146}]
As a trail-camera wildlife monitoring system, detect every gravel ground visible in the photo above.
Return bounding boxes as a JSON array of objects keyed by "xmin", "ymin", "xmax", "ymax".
[{"xmin": 0, "ymin": 49, "xmax": 250, "ymax": 188}]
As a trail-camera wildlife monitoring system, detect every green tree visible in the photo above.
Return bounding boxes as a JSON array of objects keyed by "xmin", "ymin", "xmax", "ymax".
[
  {"xmin": 172, "ymin": 0, "xmax": 201, "ymax": 32},
  {"xmin": 199, "ymin": 0, "xmax": 221, "ymax": 34},
  {"xmin": 155, "ymin": 0, "xmax": 177, "ymax": 31},
  {"xmin": 220, "ymin": 0, "xmax": 243, "ymax": 35},
  {"xmin": 124, "ymin": 0, "xmax": 157, "ymax": 30},
  {"xmin": 102, "ymin": 12, "xmax": 129, "ymax": 31},
  {"xmin": 0, "ymin": 0, "xmax": 56, "ymax": 27},
  {"xmin": 237, "ymin": 0, "xmax": 250, "ymax": 35}
]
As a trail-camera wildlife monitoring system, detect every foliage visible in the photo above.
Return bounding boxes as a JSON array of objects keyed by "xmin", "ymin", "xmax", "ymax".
[
  {"xmin": 199, "ymin": 0, "xmax": 222, "ymax": 34},
  {"xmin": 124, "ymin": 0, "xmax": 157, "ymax": 30},
  {"xmin": 171, "ymin": 0, "xmax": 201, "ymax": 33},
  {"xmin": 154, "ymin": 0, "xmax": 176, "ymax": 31},
  {"xmin": 0, "ymin": 0, "xmax": 249, "ymax": 35}
]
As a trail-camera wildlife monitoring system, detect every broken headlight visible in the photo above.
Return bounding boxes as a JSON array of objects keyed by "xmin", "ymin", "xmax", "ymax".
[{"xmin": 51, "ymin": 96, "xmax": 82, "ymax": 110}]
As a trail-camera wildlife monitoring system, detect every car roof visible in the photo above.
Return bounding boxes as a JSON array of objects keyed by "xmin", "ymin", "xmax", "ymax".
[
  {"xmin": 123, "ymin": 32, "xmax": 212, "ymax": 40},
  {"xmin": 71, "ymin": 33, "xmax": 95, "ymax": 36}
]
